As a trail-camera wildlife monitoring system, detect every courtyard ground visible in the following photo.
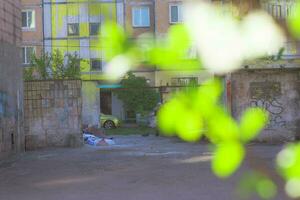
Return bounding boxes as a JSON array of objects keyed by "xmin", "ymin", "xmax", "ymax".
[{"xmin": 0, "ymin": 135, "xmax": 288, "ymax": 200}]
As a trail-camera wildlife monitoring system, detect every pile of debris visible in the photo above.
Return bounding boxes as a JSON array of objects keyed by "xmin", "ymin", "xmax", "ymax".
[{"xmin": 82, "ymin": 125, "xmax": 115, "ymax": 146}]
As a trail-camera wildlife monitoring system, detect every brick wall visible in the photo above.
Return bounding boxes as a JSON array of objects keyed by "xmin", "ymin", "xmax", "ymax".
[
  {"xmin": 125, "ymin": 0, "xmax": 155, "ymax": 38},
  {"xmin": 0, "ymin": 0, "xmax": 23, "ymax": 158},
  {"xmin": 21, "ymin": 0, "xmax": 44, "ymax": 58},
  {"xmin": 0, "ymin": 0, "xmax": 22, "ymax": 45},
  {"xmin": 24, "ymin": 80, "xmax": 83, "ymax": 150}
]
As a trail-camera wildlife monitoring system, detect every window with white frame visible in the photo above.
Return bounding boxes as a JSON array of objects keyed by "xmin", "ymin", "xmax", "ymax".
[
  {"xmin": 22, "ymin": 46, "xmax": 35, "ymax": 65},
  {"xmin": 132, "ymin": 6, "xmax": 150, "ymax": 27},
  {"xmin": 22, "ymin": 10, "xmax": 35, "ymax": 29},
  {"xmin": 169, "ymin": 4, "xmax": 183, "ymax": 23},
  {"xmin": 68, "ymin": 23, "xmax": 79, "ymax": 36}
]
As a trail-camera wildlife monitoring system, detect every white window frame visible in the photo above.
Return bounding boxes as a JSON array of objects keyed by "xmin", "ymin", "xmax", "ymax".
[
  {"xmin": 22, "ymin": 10, "xmax": 36, "ymax": 30},
  {"xmin": 67, "ymin": 23, "xmax": 80, "ymax": 36},
  {"xmin": 22, "ymin": 46, "xmax": 36, "ymax": 65},
  {"xmin": 169, "ymin": 3, "xmax": 183, "ymax": 24},
  {"xmin": 132, "ymin": 6, "xmax": 150, "ymax": 28}
]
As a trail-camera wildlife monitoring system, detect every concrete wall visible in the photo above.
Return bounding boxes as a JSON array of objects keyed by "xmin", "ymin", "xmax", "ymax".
[
  {"xmin": 112, "ymin": 93, "xmax": 125, "ymax": 120},
  {"xmin": 231, "ymin": 69, "xmax": 300, "ymax": 142},
  {"xmin": 24, "ymin": 80, "xmax": 82, "ymax": 150},
  {"xmin": 81, "ymin": 81, "xmax": 100, "ymax": 126},
  {"xmin": 0, "ymin": 0, "xmax": 24, "ymax": 158}
]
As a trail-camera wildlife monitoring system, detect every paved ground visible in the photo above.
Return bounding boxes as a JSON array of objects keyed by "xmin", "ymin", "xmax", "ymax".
[{"xmin": 0, "ymin": 136, "xmax": 288, "ymax": 200}]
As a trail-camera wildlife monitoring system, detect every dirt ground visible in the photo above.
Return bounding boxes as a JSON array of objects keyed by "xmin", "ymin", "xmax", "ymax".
[{"xmin": 0, "ymin": 136, "xmax": 288, "ymax": 200}]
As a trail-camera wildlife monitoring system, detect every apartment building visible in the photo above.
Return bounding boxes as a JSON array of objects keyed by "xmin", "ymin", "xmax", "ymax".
[
  {"xmin": 42, "ymin": 0, "xmax": 124, "ymax": 125},
  {"xmin": 43, "ymin": 0, "xmax": 123, "ymax": 79},
  {"xmin": 125, "ymin": 0, "xmax": 212, "ymax": 98},
  {"xmin": 260, "ymin": 0, "xmax": 299, "ymax": 58},
  {"xmin": 21, "ymin": 0, "xmax": 43, "ymax": 66},
  {"xmin": 0, "ymin": 0, "xmax": 24, "ymax": 157}
]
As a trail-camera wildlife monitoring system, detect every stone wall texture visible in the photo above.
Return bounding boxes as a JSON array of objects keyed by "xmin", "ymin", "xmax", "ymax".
[
  {"xmin": 0, "ymin": 0, "xmax": 24, "ymax": 158},
  {"xmin": 231, "ymin": 69, "xmax": 300, "ymax": 142},
  {"xmin": 24, "ymin": 80, "xmax": 83, "ymax": 150}
]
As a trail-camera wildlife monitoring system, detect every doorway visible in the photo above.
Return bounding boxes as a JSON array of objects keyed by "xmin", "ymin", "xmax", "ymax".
[{"xmin": 100, "ymin": 90, "xmax": 112, "ymax": 115}]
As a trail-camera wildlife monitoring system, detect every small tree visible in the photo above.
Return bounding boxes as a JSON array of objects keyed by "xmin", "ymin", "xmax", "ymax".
[
  {"xmin": 115, "ymin": 72, "xmax": 160, "ymax": 116},
  {"xmin": 24, "ymin": 49, "xmax": 81, "ymax": 80},
  {"xmin": 30, "ymin": 52, "xmax": 52, "ymax": 80},
  {"xmin": 51, "ymin": 49, "xmax": 81, "ymax": 79}
]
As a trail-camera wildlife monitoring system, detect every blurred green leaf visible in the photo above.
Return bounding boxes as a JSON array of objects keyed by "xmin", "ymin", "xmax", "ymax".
[
  {"xmin": 238, "ymin": 171, "xmax": 277, "ymax": 199},
  {"xmin": 212, "ymin": 141, "xmax": 245, "ymax": 178},
  {"xmin": 167, "ymin": 25, "xmax": 191, "ymax": 51},
  {"xmin": 277, "ymin": 143, "xmax": 300, "ymax": 180},
  {"xmin": 157, "ymin": 99, "xmax": 186, "ymax": 136},
  {"xmin": 192, "ymin": 79, "xmax": 223, "ymax": 117},
  {"xmin": 287, "ymin": 2, "xmax": 300, "ymax": 39},
  {"xmin": 102, "ymin": 22, "xmax": 127, "ymax": 60},
  {"xmin": 176, "ymin": 111, "xmax": 203, "ymax": 142},
  {"xmin": 256, "ymin": 178, "xmax": 277, "ymax": 199},
  {"xmin": 285, "ymin": 178, "xmax": 300, "ymax": 198},
  {"xmin": 207, "ymin": 111, "xmax": 240, "ymax": 143},
  {"xmin": 239, "ymin": 108, "xmax": 268, "ymax": 143}
]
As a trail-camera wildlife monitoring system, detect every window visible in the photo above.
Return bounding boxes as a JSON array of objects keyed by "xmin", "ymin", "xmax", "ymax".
[
  {"xmin": 89, "ymin": 23, "xmax": 100, "ymax": 36},
  {"xmin": 68, "ymin": 23, "xmax": 79, "ymax": 36},
  {"xmin": 22, "ymin": 10, "xmax": 35, "ymax": 29},
  {"xmin": 132, "ymin": 6, "xmax": 150, "ymax": 27},
  {"xmin": 90, "ymin": 59, "xmax": 102, "ymax": 71},
  {"xmin": 261, "ymin": 1, "xmax": 296, "ymax": 19},
  {"xmin": 22, "ymin": 46, "xmax": 35, "ymax": 65},
  {"xmin": 169, "ymin": 4, "xmax": 182, "ymax": 23},
  {"xmin": 171, "ymin": 77, "xmax": 198, "ymax": 86},
  {"xmin": 271, "ymin": 5, "xmax": 282, "ymax": 19}
]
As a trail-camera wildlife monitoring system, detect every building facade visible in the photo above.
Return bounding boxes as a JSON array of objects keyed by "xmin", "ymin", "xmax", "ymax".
[
  {"xmin": 125, "ymin": 0, "xmax": 212, "ymax": 102},
  {"xmin": 21, "ymin": 0, "xmax": 43, "ymax": 66},
  {"xmin": 24, "ymin": 0, "xmax": 299, "ymax": 127},
  {"xmin": 0, "ymin": 0, "xmax": 24, "ymax": 158},
  {"xmin": 42, "ymin": 0, "xmax": 124, "ymax": 125}
]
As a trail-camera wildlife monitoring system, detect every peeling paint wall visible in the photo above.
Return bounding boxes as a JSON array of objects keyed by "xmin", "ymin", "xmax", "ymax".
[
  {"xmin": 24, "ymin": 80, "xmax": 82, "ymax": 150},
  {"xmin": 231, "ymin": 69, "xmax": 300, "ymax": 142}
]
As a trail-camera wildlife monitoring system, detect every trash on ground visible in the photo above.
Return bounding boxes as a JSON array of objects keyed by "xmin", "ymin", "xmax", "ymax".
[{"xmin": 83, "ymin": 133, "xmax": 115, "ymax": 146}]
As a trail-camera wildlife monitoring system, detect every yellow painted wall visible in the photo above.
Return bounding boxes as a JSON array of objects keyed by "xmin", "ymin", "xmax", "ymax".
[{"xmin": 50, "ymin": 1, "xmax": 117, "ymax": 81}]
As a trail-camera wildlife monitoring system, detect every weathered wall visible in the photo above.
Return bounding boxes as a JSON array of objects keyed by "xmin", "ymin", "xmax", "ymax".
[
  {"xmin": 112, "ymin": 93, "xmax": 125, "ymax": 120},
  {"xmin": 0, "ymin": 0, "xmax": 24, "ymax": 158},
  {"xmin": 231, "ymin": 69, "xmax": 300, "ymax": 142},
  {"xmin": 81, "ymin": 81, "xmax": 100, "ymax": 126},
  {"xmin": 24, "ymin": 80, "xmax": 82, "ymax": 150}
]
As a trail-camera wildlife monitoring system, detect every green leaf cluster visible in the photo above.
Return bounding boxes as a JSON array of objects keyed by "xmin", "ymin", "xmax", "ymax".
[
  {"xmin": 277, "ymin": 143, "xmax": 300, "ymax": 198},
  {"xmin": 238, "ymin": 171, "xmax": 277, "ymax": 199},
  {"xmin": 157, "ymin": 78, "xmax": 268, "ymax": 178}
]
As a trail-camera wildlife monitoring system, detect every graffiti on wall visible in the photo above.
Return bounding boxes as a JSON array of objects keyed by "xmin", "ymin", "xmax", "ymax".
[
  {"xmin": 249, "ymin": 82, "xmax": 286, "ymax": 129},
  {"xmin": 0, "ymin": 91, "xmax": 8, "ymax": 117}
]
